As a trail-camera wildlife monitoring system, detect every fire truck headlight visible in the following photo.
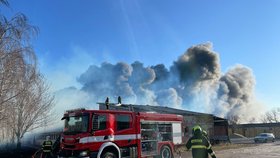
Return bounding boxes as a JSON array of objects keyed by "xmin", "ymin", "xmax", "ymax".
[{"xmin": 79, "ymin": 151, "xmax": 89, "ymax": 157}]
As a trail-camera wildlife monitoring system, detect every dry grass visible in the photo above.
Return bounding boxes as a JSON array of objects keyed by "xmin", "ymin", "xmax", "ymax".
[
  {"xmin": 175, "ymin": 143, "xmax": 257, "ymax": 153},
  {"xmin": 212, "ymin": 143, "xmax": 257, "ymax": 151}
]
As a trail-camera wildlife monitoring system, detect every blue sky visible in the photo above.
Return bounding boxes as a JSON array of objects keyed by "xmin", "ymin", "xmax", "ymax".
[{"xmin": 3, "ymin": 0, "xmax": 280, "ymax": 109}]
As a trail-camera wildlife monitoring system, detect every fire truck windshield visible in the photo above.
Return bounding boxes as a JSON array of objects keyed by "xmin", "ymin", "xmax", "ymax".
[{"xmin": 63, "ymin": 114, "xmax": 89, "ymax": 135}]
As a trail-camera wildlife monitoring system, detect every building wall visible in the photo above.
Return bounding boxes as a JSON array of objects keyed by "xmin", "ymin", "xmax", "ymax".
[
  {"xmin": 214, "ymin": 126, "xmax": 227, "ymax": 136},
  {"xmin": 183, "ymin": 115, "xmax": 214, "ymax": 138},
  {"xmin": 229, "ymin": 123, "xmax": 280, "ymax": 138}
]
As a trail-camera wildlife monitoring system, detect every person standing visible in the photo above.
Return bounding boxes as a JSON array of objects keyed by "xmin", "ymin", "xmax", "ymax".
[
  {"xmin": 118, "ymin": 96, "xmax": 122, "ymax": 105},
  {"xmin": 41, "ymin": 136, "xmax": 53, "ymax": 158},
  {"xmin": 186, "ymin": 125, "xmax": 216, "ymax": 158},
  {"xmin": 105, "ymin": 97, "xmax": 109, "ymax": 109}
]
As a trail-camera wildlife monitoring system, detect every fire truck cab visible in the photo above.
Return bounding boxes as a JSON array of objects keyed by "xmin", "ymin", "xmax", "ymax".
[{"xmin": 59, "ymin": 108, "xmax": 183, "ymax": 158}]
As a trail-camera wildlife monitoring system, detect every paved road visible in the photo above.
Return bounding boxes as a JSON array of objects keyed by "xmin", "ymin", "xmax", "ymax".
[{"xmin": 177, "ymin": 142, "xmax": 280, "ymax": 158}]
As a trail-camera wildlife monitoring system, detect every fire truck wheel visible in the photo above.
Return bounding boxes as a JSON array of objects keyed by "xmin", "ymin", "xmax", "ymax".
[
  {"xmin": 101, "ymin": 151, "xmax": 117, "ymax": 158},
  {"xmin": 160, "ymin": 145, "xmax": 172, "ymax": 158}
]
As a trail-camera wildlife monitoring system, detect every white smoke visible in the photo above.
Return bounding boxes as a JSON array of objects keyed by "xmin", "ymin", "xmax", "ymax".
[{"xmin": 213, "ymin": 65, "xmax": 264, "ymax": 122}]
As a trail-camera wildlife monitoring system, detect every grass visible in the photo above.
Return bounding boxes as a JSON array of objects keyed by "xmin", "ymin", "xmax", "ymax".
[
  {"xmin": 212, "ymin": 143, "xmax": 257, "ymax": 151},
  {"xmin": 175, "ymin": 143, "xmax": 257, "ymax": 153}
]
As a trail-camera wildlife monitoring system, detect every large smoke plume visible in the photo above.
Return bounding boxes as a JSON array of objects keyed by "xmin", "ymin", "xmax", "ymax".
[{"xmin": 58, "ymin": 43, "xmax": 263, "ymax": 123}]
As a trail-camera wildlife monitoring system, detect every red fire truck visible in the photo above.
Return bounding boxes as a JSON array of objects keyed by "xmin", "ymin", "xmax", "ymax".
[{"xmin": 59, "ymin": 108, "xmax": 183, "ymax": 158}]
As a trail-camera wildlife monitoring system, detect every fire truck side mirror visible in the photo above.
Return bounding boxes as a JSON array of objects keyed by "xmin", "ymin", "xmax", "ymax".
[{"xmin": 61, "ymin": 116, "xmax": 69, "ymax": 121}]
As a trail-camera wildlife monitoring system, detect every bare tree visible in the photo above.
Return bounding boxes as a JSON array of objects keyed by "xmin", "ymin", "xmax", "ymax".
[
  {"xmin": 0, "ymin": 3, "xmax": 38, "ymax": 119},
  {"xmin": 0, "ymin": 2, "xmax": 54, "ymax": 147},
  {"xmin": 0, "ymin": 0, "xmax": 9, "ymax": 7},
  {"xmin": 261, "ymin": 108, "xmax": 280, "ymax": 123},
  {"xmin": 228, "ymin": 115, "xmax": 240, "ymax": 125},
  {"xmin": 8, "ymin": 69, "xmax": 54, "ymax": 148}
]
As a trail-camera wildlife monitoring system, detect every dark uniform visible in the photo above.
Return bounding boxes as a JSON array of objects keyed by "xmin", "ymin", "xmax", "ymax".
[
  {"xmin": 186, "ymin": 125, "xmax": 216, "ymax": 158},
  {"xmin": 41, "ymin": 136, "xmax": 53, "ymax": 158},
  {"xmin": 105, "ymin": 97, "xmax": 109, "ymax": 109},
  {"xmin": 118, "ymin": 96, "xmax": 122, "ymax": 104}
]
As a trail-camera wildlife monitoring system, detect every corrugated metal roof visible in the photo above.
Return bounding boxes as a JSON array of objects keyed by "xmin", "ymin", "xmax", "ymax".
[{"xmin": 98, "ymin": 103, "xmax": 214, "ymax": 117}]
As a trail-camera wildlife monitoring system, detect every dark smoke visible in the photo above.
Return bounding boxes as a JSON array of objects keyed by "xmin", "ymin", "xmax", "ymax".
[
  {"xmin": 170, "ymin": 43, "xmax": 221, "ymax": 106},
  {"xmin": 172, "ymin": 43, "xmax": 220, "ymax": 83},
  {"xmin": 58, "ymin": 43, "xmax": 263, "ymax": 123}
]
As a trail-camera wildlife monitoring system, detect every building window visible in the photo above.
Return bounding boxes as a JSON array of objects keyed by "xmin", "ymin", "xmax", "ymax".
[{"xmin": 116, "ymin": 115, "xmax": 131, "ymax": 131}]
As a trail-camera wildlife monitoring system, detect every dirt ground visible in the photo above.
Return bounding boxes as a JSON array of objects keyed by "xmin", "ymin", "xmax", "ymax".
[
  {"xmin": 2, "ymin": 140, "xmax": 280, "ymax": 158},
  {"xmin": 176, "ymin": 141, "xmax": 280, "ymax": 158}
]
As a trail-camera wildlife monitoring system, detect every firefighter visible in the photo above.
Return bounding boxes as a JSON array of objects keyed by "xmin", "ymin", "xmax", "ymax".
[
  {"xmin": 186, "ymin": 125, "xmax": 216, "ymax": 158},
  {"xmin": 118, "ymin": 96, "xmax": 122, "ymax": 105},
  {"xmin": 105, "ymin": 97, "xmax": 109, "ymax": 109},
  {"xmin": 41, "ymin": 136, "xmax": 53, "ymax": 158}
]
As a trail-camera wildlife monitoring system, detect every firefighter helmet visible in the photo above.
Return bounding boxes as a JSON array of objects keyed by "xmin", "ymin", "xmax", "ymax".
[{"xmin": 192, "ymin": 125, "xmax": 202, "ymax": 135}]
